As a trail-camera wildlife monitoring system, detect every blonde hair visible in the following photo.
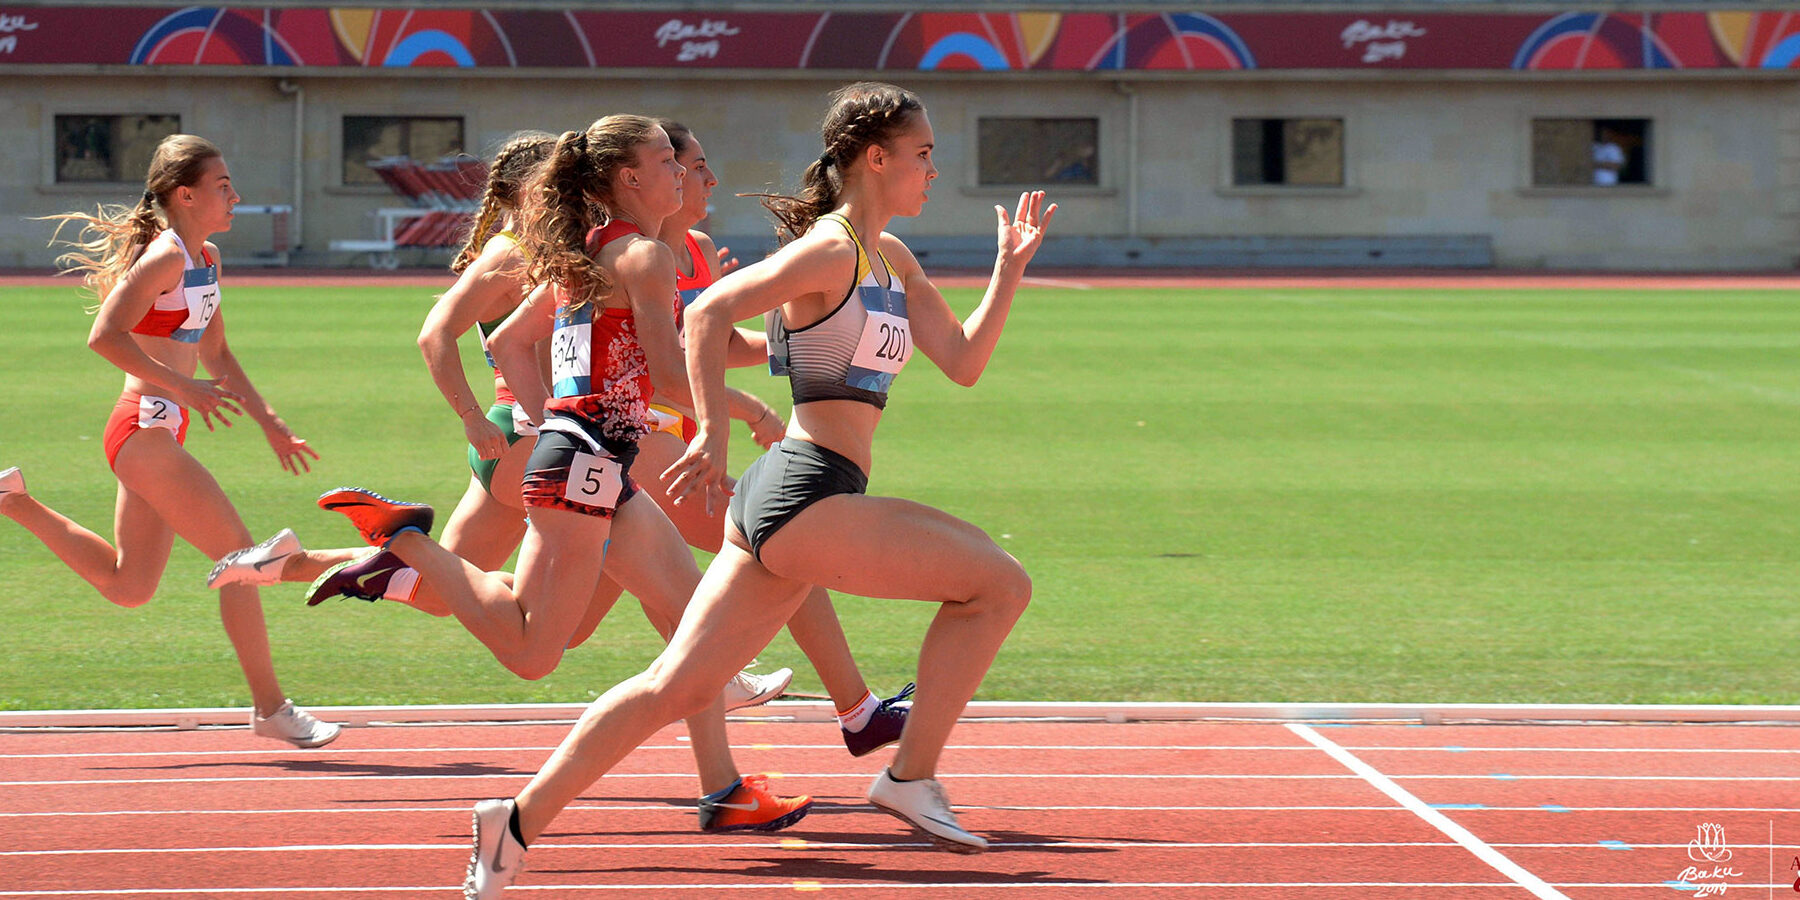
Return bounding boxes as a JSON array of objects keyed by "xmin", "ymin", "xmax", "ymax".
[
  {"xmin": 517, "ymin": 115, "xmax": 661, "ymax": 310},
  {"xmin": 451, "ymin": 131, "xmax": 557, "ymax": 274},
  {"xmin": 755, "ymin": 82, "xmax": 923, "ymax": 242},
  {"xmin": 41, "ymin": 134, "xmax": 222, "ymax": 306}
]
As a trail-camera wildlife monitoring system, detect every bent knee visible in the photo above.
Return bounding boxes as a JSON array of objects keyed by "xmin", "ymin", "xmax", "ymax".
[
  {"xmin": 107, "ymin": 587, "xmax": 156, "ymax": 609},
  {"xmin": 504, "ymin": 648, "xmax": 565, "ymax": 682},
  {"xmin": 641, "ymin": 658, "xmax": 718, "ymax": 720}
]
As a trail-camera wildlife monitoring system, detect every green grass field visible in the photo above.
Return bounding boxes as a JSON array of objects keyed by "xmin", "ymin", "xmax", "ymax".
[{"xmin": 2, "ymin": 281, "xmax": 1797, "ymax": 710}]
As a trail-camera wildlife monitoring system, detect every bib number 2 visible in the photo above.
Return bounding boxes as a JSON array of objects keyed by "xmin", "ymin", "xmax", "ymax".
[
  {"xmin": 136, "ymin": 395, "xmax": 182, "ymax": 432},
  {"xmin": 564, "ymin": 451, "xmax": 623, "ymax": 510}
]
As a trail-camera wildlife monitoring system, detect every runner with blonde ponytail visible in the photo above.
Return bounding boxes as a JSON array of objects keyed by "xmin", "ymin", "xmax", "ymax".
[{"xmin": 4, "ymin": 134, "xmax": 337, "ymax": 748}]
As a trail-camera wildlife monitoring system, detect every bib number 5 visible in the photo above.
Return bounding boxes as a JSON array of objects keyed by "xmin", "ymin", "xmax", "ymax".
[{"xmin": 564, "ymin": 450, "xmax": 624, "ymax": 510}]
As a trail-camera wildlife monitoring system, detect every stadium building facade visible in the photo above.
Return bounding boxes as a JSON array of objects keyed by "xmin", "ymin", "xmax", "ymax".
[{"xmin": 2, "ymin": 1, "xmax": 1797, "ymax": 270}]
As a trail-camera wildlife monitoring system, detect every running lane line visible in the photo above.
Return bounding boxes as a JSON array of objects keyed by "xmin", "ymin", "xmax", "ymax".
[{"xmin": 1288, "ymin": 723, "xmax": 1570, "ymax": 900}]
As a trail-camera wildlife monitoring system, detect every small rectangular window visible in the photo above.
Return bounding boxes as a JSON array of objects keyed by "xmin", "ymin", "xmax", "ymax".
[
  {"xmin": 1232, "ymin": 118, "xmax": 1344, "ymax": 187},
  {"xmin": 977, "ymin": 117, "xmax": 1098, "ymax": 187},
  {"xmin": 54, "ymin": 114, "xmax": 182, "ymax": 183},
  {"xmin": 343, "ymin": 115, "xmax": 465, "ymax": 186},
  {"xmin": 1531, "ymin": 118, "xmax": 1651, "ymax": 187}
]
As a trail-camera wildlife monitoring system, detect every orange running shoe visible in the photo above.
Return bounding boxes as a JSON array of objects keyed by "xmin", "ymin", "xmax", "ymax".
[
  {"xmin": 696, "ymin": 774, "xmax": 813, "ymax": 832},
  {"xmin": 317, "ymin": 487, "xmax": 434, "ymax": 547}
]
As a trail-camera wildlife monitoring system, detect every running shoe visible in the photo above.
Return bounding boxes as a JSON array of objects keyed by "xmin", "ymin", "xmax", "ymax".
[
  {"xmin": 696, "ymin": 774, "xmax": 813, "ymax": 833},
  {"xmin": 250, "ymin": 700, "xmax": 341, "ymax": 749},
  {"xmin": 316, "ymin": 487, "xmax": 433, "ymax": 547},
  {"xmin": 206, "ymin": 528, "xmax": 302, "ymax": 589},
  {"xmin": 0, "ymin": 466, "xmax": 23, "ymax": 497},
  {"xmin": 867, "ymin": 768, "xmax": 987, "ymax": 853},
  {"xmin": 844, "ymin": 683, "xmax": 913, "ymax": 757},
  {"xmin": 465, "ymin": 797, "xmax": 527, "ymax": 900},
  {"xmin": 722, "ymin": 666, "xmax": 793, "ymax": 712},
  {"xmin": 305, "ymin": 549, "xmax": 403, "ymax": 606}
]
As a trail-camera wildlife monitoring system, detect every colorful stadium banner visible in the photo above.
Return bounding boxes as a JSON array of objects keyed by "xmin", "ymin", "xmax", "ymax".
[{"xmin": 1, "ymin": 8, "xmax": 1799, "ymax": 71}]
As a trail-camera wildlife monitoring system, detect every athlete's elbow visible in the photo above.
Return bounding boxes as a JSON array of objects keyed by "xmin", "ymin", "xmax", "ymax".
[{"xmin": 948, "ymin": 363, "xmax": 986, "ymax": 387}]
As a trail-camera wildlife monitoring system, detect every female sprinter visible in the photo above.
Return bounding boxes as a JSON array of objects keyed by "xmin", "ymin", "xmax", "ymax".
[
  {"xmin": 461, "ymin": 83, "xmax": 1054, "ymax": 896},
  {"xmin": 633, "ymin": 117, "xmax": 912, "ymax": 754},
  {"xmin": 1, "ymin": 134, "xmax": 336, "ymax": 747},
  {"xmin": 305, "ymin": 116, "xmax": 812, "ymax": 832},
  {"xmin": 212, "ymin": 131, "xmax": 791, "ymax": 708}
]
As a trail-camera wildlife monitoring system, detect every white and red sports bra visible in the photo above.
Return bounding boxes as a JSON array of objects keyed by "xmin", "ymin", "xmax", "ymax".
[{"xmin": 130, "ymin": 231, "xmax": 220, "ymax": 344}]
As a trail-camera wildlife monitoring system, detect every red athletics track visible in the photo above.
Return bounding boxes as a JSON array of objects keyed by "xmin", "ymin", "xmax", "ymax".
[{"xmin": 3, "ymin": 715, "xmax": 1798, "ymax": 898}]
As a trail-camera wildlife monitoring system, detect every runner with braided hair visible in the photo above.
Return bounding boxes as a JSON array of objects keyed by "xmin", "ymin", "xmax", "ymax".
[{"xmin": 462, "ymin": 83, "xmax": 1055, "ymax": 897}]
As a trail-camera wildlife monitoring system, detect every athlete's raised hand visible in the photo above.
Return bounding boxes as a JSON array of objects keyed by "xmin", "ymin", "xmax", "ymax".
[
  {"xmin": 261, "ymin": 416, "xmax": 320, "ymax": 475},
  {"xmin": 463, "ymin": 409, "xmax": 508, "ymax": 461},
  {"xmin": 177, "ymin": 376, "xmax": 245, "ymax": 431},
  {"xmin": 746, "ymin": 405, "xmax": 785, "ymax": 450},
  {"xmin": 715, "ymin": 244, "xmax": 741, "ymax": 277},
  {"xmin": 663, "ymin": 428, "xmax": 733, "ymax": 517},
  {"xmin": 996, "ymin": 190, "xmax": 1057, "ymax": 269}
]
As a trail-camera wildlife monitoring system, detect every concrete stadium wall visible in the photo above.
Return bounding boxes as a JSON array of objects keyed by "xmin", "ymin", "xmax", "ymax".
[{"xmin": 1, "ymin": 73, "xmax": 1795, "ymax": 270}]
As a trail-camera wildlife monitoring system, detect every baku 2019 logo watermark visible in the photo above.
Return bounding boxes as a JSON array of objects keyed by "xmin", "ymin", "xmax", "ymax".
[{"xmin": 1675, "ymin": 823, "xmax": 1742, "ymax": 897}]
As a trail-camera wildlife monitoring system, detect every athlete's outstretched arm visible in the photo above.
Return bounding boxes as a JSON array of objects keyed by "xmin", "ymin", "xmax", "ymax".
[
  {"xmin": 419, "ymin": 244, "xmax": 524, "ymax": 460},
  {"xmin": 197, "ymin": 309, "xmax": 317, "ymax": 474},
  {"xmin": 902, "ymin": 190, "xmax": 1055, "ymax": 386}
]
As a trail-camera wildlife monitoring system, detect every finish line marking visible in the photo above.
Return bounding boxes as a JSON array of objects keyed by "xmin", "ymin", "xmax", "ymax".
[{"xmin": 1289, "ymin": 723, "xmax": 1570, "ymax": 900}]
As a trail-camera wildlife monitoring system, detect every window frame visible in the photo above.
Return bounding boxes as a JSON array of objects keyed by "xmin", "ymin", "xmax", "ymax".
[
  {"xmin": 1518, "ymin": 112, "xmax": 1667, "ymax": 197},
  {"xmin": 39, "ymin": 109, "xmax": 184, "ymax": 193},
  {"xmin": 962, "ymin": 107, "xmax": 1116, "ymax": 198},
  {"xmin": 332, "ymin": 111, "xmax": 471, "ymax": 194},
  {"xmin": 1217, "ymin": 114, "xmax": 1358, "ymax": 197}
]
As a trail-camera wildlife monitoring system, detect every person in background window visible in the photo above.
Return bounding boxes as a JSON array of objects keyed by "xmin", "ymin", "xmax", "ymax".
[
  {"xmin": 1592, "ymin": 127, "xmax": 1625, "ymax": 186},
  {"xmin": 5, "ymin": 134, "xmax": 336, "ymax": 748}
]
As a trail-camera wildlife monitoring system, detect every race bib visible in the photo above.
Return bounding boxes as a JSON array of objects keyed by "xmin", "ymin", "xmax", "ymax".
[
  {"xmin": 550, "ymin": 318, "xmax": 594, "ymax": 392},
  {"xmin": 181, "ymin": 277, "xmax": 220, "ymax": 331},
  {"xmin": 563, "ymin": 450, "xmax": 623, "ymax": 509},
  {"xmin": 136, "ymin": 394, "xmax": 183, "ymax": 432},
  {"xmin": 849, "ymin": 310, "xmax": 911, "ymax": 376},
  {"xmin": 511, "ymin": 403, "xmax": 540, "ymax": 437}
]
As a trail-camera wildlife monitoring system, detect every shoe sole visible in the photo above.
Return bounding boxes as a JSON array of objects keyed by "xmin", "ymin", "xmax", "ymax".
[
  {"xmin": 206, "ymin": 531, "xmax": 295, "ymax": 590},
  {"xmin": 318, "ymin": 487, "xmax": 432, "ymax": 546},
  {"xmin": 868, "ymin": 799, "xmax": 987, "ymax": 854},
  {"xmin": 723, "ymin": 668, "xmax": 794, "ymax": 712},
  {"xmin": 700, "ymin": 798, "xmax": 813, "ymax": 833},
  {"xmin": 254, "ymin": 723, "xmax": 341, "ymax": 749},
  {"xmin": 847, "ymin": 734, "xmax": 902, "ymax": 758}
]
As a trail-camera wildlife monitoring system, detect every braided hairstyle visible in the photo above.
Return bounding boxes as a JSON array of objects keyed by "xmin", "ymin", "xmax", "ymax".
[
  {"xmin": 516, "ymin": 115, "xmax": 661, "ymax": 310},
  {"xmin": 41, "ymin": 134, "xmax": 221, "ymax": 307},
  {"xmin": 757, "ymin": 82, "xmax": 924, "ymax": 242},
  {"xmin": 450, "ymin": 131, "xmax": 556, "ymax": 274}
]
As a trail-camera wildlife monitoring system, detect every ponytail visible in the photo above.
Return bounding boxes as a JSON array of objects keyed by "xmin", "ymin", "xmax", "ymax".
[
  {"xmin": 451, "ymin": 131, "xmax": 556, "ymax": 274},
  {"xmin": 40, "ymin": 134, "xmax": 220, "ymax": 307},
  {"xmin": 750, "ymin": 82, "xmax": 922, "ymax": 243}
]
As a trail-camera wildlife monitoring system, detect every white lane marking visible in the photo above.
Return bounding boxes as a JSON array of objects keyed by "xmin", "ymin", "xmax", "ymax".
[{"xmin": 1290, "ymin": 723, "xmax": 1571, "ymax": 900}]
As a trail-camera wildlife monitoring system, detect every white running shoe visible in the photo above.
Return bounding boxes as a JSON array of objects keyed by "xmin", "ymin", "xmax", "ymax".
[
  {"xmin": 250, "ymin": 700, "xmax": 341, "ymax": 748},
  {"xmin": 722, "ymin": 665, "xmax": 793, "ymax": 712},
  {"xmin": 0, "ymin": 466, "xmax": 23, "ymax": 497},
  {"xmin": 465, "ymin": 798, "xmax": 527, "ymax": 899},
  {"xmin": 867, "ymin": 768, "xmax": 988, "ymax": 853},
  {"xmin": 207, "ymin": 528, "xmax": 303, "ymax": 589}
]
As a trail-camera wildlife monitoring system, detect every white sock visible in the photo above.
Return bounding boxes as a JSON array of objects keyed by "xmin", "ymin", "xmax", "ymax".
[
  {"xmin": 384, "ymin": 567, "xmax": 420, "ymax": 603},
  {"xmin": 837, "ymin": 690, "xmax": 878, "ymax": 732}
]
